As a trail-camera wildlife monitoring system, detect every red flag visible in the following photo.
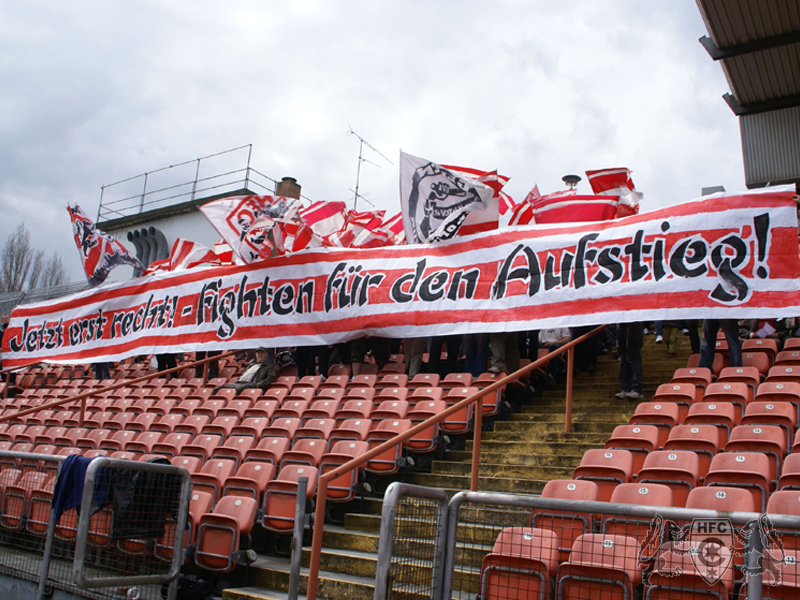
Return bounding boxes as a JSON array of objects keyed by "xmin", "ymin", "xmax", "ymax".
[
  {"xmin": 532, "ymin": 191, "xmax": 619, "ymax": 224},
  {"xmin": 67, "ymin": 204, "xmax": 143, "ymax": 287},
  {"xmin": 585, "ymin": 167, "xmax": 642, "ymax": 218}
]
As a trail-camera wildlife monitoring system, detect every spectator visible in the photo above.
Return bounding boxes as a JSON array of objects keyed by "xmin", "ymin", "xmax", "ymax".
[
  {"xmin": 350, "ymin": 335, "xmax": 389, "ymax": 376},
  {"xmin": 464, "ymin": 333, "xmax": 490, "ymax": 378},
  {"xmin": 698, "ymin": 319, "xmax": 742, "ymax": 369},
  {"xmin": 571, "ymin": 325, "xmax": 598, "ymax": 374},
  {"xmin": 212, "ymin": 347, "xmax": 276, "ymax": 393},
  {"xmin": 539, "ymin": 328, "xmax": 571, "ymax": 384},
  {"xmin": 156, "ymin": 353, "xmax": 177, "ymax": 378},
  {"xmin": 488, "ymin": 332, "xmax": 519, "ymax": 375},
  {"xmin": 660, "ymin": 320, "xmax": 681, "ymax": 358},
  {"xmin": 616, "ymin": 322, "xmax": 643, "ymax": 400},
  {"xmin": 93, "ymin": 362, "xmax": 111, "ymax": 381},
  {"xmin": 403, "ymin": 337, "xmax": 426, "ymax": 379},
  {"xmin": 194, "ymin": 351, "xmax": 220, "ymax": 379}
]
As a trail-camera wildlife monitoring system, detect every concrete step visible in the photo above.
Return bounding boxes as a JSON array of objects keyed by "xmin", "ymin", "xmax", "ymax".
[
  {"xmin": 447, "ymin": 450, "xmax": 583, "ymax": 467},
  {"xmin": 491, "ymin": 421, "xmax": 619, "ymax": 434},
  {"xmin": 407, "ymin": 471, "xmax": 550, "ymax": 494},
  {"xmin": 510, "ymin": 412, "xmax": 629, "ymax": 423},
  {"xmin": 466, "ymin": 441, "xmax": 603, "ymax": 456},
  {"xmin": 432, "ymin": 461, "xmax": 576, "ymax": 480}
]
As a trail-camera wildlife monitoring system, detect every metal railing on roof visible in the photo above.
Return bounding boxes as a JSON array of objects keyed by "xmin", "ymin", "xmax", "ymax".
[{"xmin": 97, "ymin": 144, "xmax": 281, "ymax": 222}]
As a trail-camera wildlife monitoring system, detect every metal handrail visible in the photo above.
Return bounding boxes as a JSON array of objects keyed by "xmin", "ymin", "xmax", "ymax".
[
  {"xmin": 304, "ymin": 324, "xmax": 609, "ymax": 600},
  {"xmin": 0, "ymin": 350, "xmax": 237, "ymax": 425}
]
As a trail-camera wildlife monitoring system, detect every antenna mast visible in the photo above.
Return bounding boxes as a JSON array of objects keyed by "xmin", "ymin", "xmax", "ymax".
[{"xmin": 348, "ymin": 127, "xmax": 392, "ymax": 211}]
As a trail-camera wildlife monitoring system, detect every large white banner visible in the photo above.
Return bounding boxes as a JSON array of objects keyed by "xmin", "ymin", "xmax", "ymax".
[{"xmin": 4, "ymin": 191, "xmax": 800, "ymax": 366}]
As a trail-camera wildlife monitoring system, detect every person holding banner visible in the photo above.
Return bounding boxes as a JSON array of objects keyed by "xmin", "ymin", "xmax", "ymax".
[
  {"xmin": 698, "ymin": 319, "xmax": 742, "ymax": 369},
  {"xmin": 615, "ymin": 322, "xmax": 644, "ymax": 400}
]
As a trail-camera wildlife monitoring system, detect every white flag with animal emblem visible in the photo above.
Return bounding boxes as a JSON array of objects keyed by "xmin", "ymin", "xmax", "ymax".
[{"xmin": 399, "ymin": 152, "xmax": 494, "ymax": 244}]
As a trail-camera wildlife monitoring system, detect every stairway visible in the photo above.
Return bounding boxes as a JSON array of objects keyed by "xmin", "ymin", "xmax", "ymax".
[{"xmin": 223, "ymin": 329, "xmax": 695, "ymax": 600}]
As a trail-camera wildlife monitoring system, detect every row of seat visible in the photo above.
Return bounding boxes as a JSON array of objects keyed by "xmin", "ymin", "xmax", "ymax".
[{"xmin": 479, "ymin": 525, "xmax": 798, "ymax": 600}]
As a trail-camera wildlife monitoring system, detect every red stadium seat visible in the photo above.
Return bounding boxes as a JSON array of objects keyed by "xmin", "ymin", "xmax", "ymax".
[
  {"xmin": 652, "ymin": 383, "xmax": 698, "ymax": 421},
  {"xmin": 604, "ymin": 425, "xmax": 660, "ymax": 476},
  {"xmin": 646, "ymin": 540, "xmax": 734, "ymax": 600},
  {"xmin": 320, "ymin": 440, "xmax": 369, "ymax": 503},
  {"xmin": 670, "ymin": 367, "xmax": 713, "ymax": 393},
  {"xmin": 742, "ymin": 338, "xmax": 779, "ymax": 362},
  {"xmin": 222, "ymin": 461, "xmax": 275, "ymax": 502},
  {"xmin": 604, "ymin": 483, "xmax": 673, "ymax": 560},
  {"xmin": 366, "ymin": 419, "xmax": 412, "ymax": 474},
  {"xmin": 406, "ymin": 400, "xmax": 446, "ymax": 453},
  {"xmin": 318, "ymin": 374, "xmax": 349, "ymax": 390},
  {"xmin": 194, "ymin": 495, "xmax": 258, "ymax": 572},
  {"xmin": 262, "ymin": 464, "xmax": 319, "ymax": 533},
  {"xmin": 479, "ymin": 527, "xmax": 559, "ymax": 600},
  {"xmin": 778, "ymin": 454, "xmax": 800, "ymax": 490},
  {"xmin": 767, "ymin": 365, "xmax": 800, "ymax": 385},
  {"xmin": 725, "ymin": 424, "xmax": 787, "ymax": 483},
  {"xmin": 190, "ymin": 458, "xmax": 237, "ymax": 503},
  {"xmin": 766, "ymin": 490, "xmax": 800, "ymax": 553},
  {"xmin": 407, "ymin": 373, "xmax": 441, "ymax": 389},
  {"xmin": 557, "ymin": 534, "xmax": 642, "ymax": 600},
  {"xmin": 777, "ymin": 350, "xmax": 800, "ymax": 366},
  {"xmin": 628, "ymin": 402, "xmax": 680, "ymax": 449},
  {"xmin": 244, "ymin": 436, "xmax": 291, "ymax": 466},
  {"xmin": 703, "ymin": 381, "xmax": 751, "ymax": 421},
  {"xmin": 663, "ymin": 424, "xmax": 719, "ymax": 479},
  {"xmin": 637, "ymin": 450, "xmax": 700, "ymax": 508},
  {"xmin": 572, "ymin": 449, "xmax": 633, "ymax": 502},
  {"xmin": 375, "ymin": 374, "xmax": 409, "ymax": 390},
  {"xmin": 684, "ymin": 402, "xmax": 737, "ymax": 447},
  {"xmin": 370, "ymin": 400, "xmax": 410, "ymax": 422},
  {"xmin": 279, "ymin": 438, "xmax": 327, "ymax": 470},
  {"xmin": 705, "ymin": 451, "xmax": 772, "ymax": 512},
  {"xmin": 741, "ymin": 401, "xmax": 796, "ymax": 448},
  {"xmin": 742, "ymin": 352, "xmax": 771, "ymax": 377},
  {"xmin": 533, "ymin": 479, "xmax": 599, "ymax": 561},
  {"xmin": 211, "ymin": 435, "xmax": 257, "ymax": 469}
]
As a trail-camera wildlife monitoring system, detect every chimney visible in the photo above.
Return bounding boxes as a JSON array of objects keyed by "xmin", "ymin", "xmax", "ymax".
[{"xmin": 275, "ymin": 176, "xmax": 301, "ymax": 199}]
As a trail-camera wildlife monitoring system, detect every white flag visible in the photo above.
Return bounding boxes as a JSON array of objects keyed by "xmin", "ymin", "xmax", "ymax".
[{"xmin": 399, "ymin": 152, "xmax": 494, "ymax": 244}]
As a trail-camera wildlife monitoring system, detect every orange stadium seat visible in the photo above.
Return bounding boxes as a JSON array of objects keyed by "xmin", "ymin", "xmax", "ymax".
[{"xmin": 479, "ymin": 527, "xmax": 559, "ymax": 600}]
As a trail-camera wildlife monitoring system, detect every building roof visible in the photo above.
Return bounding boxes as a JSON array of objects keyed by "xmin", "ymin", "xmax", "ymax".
[{"xmin": 697, "ymin": 0, "xmax": 800, "ymax": 115}]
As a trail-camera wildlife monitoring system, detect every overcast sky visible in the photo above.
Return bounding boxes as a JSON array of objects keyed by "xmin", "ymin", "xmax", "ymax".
[{"xmin": 0, "ymin": 1, "xmax": 742, "ymax": 282}]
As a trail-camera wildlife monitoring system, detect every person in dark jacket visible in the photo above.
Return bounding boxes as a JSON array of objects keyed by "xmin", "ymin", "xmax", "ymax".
[{"xmin": 212, "ymin": 347, "xmax": 276, "ymax": 393}]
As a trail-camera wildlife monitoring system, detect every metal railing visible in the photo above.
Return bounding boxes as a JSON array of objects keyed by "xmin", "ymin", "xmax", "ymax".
[
  {"xmin": 97, "ymin": 145, "xmax": 278, "ymax": 222},
  {"xmin": 374, "ymin": 486, "xmax": 800, "ymax": 600},
  {"xmin": 305, "ymin": 325, "xmax": 609, "ymax": 600},
  {"xmin": 0, "ymin": 451, "xmax": 190, "ymax": 600}
]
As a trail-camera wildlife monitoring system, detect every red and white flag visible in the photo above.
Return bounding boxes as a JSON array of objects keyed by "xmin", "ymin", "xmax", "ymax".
[
  {"xmin": 532, "ymin": 190, "xmax": 619, "ymax": 224},
  {"xmin": 199, "ymin": 194, "xmax": 300, "ymax": 263},
  {"xmin": 585, "ymin": 167, "xmax": 642, "ymax": 218},
  {"xmin": 507, "ymin": 185, "xmax": 541, "ymax": 227},
  {"xmin": 400, "ymin": 152, "xmax": 495, "ymax": 244},
  {"xmin": 168, "ymin": 238, "xmax": 222, "ymax": 271},
  {"xmin": 213, "ymin": 239, "xmax": 235, "ymax": 264},
  {"xmin": 67, "ymin": 204, "xmax": 144, "ymax": 287},
  {"xmin": 380, "ymin": 212, "xmax": 406, "ymax": 246},
  {"xmin": 299, "ymin": 201, "xmax": 348, "ymax": 239}
]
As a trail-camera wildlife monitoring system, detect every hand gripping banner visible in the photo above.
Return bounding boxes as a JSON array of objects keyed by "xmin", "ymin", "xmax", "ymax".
[{"xmin": 4, "ymin": 190, "xmax": 800, "ymax": 366}]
